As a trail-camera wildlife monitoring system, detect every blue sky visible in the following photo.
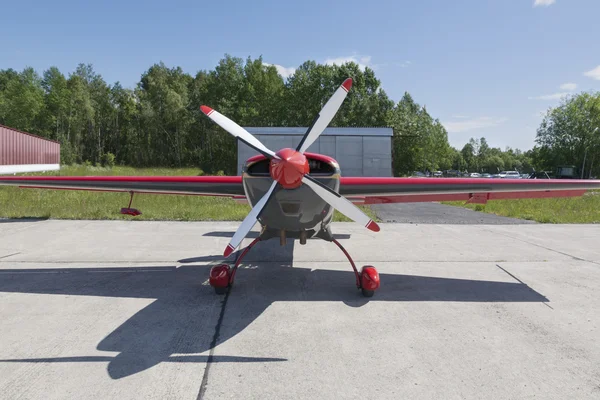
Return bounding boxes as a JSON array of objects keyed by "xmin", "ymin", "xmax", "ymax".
[{"xmin": 2, "ymin": 0, "xmax": 599, "ymax": 151}]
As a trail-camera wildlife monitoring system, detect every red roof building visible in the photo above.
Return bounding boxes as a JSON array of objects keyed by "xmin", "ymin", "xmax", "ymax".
[{"xmin": 0, "ymin": 124, "xmax": 60, "ymax": 174}]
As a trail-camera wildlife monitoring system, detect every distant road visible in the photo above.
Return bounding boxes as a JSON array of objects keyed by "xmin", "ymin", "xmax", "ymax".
[{"xmin": 371, "ymin": 202, "xmax": 537, "ymax": 224}]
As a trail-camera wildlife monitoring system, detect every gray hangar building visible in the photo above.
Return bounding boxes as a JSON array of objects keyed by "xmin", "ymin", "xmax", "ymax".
[{"xmin": 237, "ymin": 127, "xmax": 393, "ymax": 177}]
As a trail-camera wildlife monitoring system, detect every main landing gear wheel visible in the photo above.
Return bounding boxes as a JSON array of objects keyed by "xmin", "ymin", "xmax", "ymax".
[
  {"xmin": 331, "ymin": 239, "xmax": 380, "ymax": 297},
  {"xmin": 214, "ymin": 286, "xmax": 228, "ymax": 295},
  {"xmin": 208, "ymin": 238, "xmax": 262, "ymax": 295},
  {"xmin": 360, "ymin": 266, "xmax": 380, "ymax": 298},
  {"xmin": 209, "ymin": 264, "xmax": 231, "ymax": 295}
]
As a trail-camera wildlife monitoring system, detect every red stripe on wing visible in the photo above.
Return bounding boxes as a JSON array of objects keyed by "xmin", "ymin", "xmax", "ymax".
[{"xmin": 0, "ymin": 176, "xmax": 241, "ymax": 183}]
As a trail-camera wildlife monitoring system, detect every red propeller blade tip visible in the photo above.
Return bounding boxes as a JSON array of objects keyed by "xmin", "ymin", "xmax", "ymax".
[
  {"xmin": 223, "ymin": 244, "xmax": 235, "ymax": 257},
  {"xmin": 200, "ymin": 105, "xmax": 214, "ymax": 116},
  {"xmin": 366, "ymin": 220, "xmax": 380, "ymax": 232},
  {"xmin": 341, "ymin": 78, "xmax": 353, "ymax": 92}
]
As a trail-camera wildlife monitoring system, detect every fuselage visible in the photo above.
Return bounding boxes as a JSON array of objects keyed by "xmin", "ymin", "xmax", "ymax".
[{"xmin": 241, "ymin": 151, "xmax": 340, "ymax": 241}]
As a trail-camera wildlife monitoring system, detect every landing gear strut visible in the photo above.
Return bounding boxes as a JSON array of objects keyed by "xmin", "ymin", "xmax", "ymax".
[
  {"xmin": 209, "ymin": 238, "xmax": 262, "ymax": 295},
  {"xmin": 332, "ymin": 239, "xmax": 380, "ymax": 297},
  {"xmin": 120, "ymin": 191, "xmax": 141, "ymax": 216},
  {"xmin": 209, "ymin": 236, "xmax": 379, "ymax": 297}
]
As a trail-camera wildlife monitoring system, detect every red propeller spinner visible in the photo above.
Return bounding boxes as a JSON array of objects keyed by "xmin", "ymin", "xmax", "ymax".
[{"xmin": 269, "ymin": 148, "xmax": 309, "ymax": 189}]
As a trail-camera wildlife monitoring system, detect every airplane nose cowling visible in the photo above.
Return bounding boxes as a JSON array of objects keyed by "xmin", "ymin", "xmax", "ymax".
[{"xmin": 269, "ymin": 148, "xmax": 310, "ymax": 189}]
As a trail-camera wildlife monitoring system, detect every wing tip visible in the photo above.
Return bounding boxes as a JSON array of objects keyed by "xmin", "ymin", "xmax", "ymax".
[
  {"xmin": 366, "ymin": 220, "xmax": 380, "ymax": 232},
  {"xmin": 341, "ymin": 78, "xmax": 353, "ymax": 92},
  {"xmin": 223, "ymin": 244, "xmax": 235, "ymax": 257},
  {"xmin": 200, "ymin": 105, "xmax": 214, "ymax": 116}
]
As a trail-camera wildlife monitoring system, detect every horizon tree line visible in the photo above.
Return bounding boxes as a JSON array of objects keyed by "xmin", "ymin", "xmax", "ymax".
[{"xmin": 1, "ymin": 55, "xmax": 596, "ymax": 176}]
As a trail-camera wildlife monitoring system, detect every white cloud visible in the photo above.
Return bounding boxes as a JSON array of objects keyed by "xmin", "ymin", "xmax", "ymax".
[
  {"xmin": 324, "ymin": 54, "xmax": 373, "ymax": 70},
  {"xmin": 263, "ymin": 62, "xmax": 296, "ymax": 79},
  {"xmin": 451, "ymin": 115, "xmax": 470, "ymax": 119},
  {"xmin": 529, "ymin": 82, "xmax": 578, "ymax": 101},
  {"xmin": 534, "ymin": 0, "xmax": 555, "ymax": 7},
  {"xmin": 396, "ymin": 61, "xmax": 412, "ymax": 68},
  {"xmin": 443, "ymin": 116, "xmax": 507, "ymax": 133},
  {"xmin": 584, "ymin": 65, "xmax": 600, "ymax": 80},
  {"xmin": 559, "ymin": 82, "xmax": 577, "ymax": 91},
  {"xmin": 528, "ymin": 92, "xmax": 570, "ymax": 100},
  {"xmin": 265, "ymin": 54, "xmax": 394, "ymax": 78}
]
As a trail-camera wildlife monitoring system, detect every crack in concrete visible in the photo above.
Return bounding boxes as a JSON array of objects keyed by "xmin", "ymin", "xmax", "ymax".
[
  {"xmin": 0, "ymin": 252, "xmax": 20, "ymax": 260},
  {"xmin": 483, "ymin": 228, "xmax": 599, "ymax": 266}
]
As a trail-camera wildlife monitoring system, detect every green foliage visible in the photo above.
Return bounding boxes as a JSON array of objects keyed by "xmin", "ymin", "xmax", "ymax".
[
  {"xmin": 101, "ymin": 152, "xmax": 116, "ymax": 167},
  {"xmin": 1, "ymin": 56, "xmax": 538, "ymax": 177},
  {"xmin": 533, "ymin": 91, "xmax": 600, "ymax": 177},
  {"xmin": 389, "ymin": 93, "xmax": 453, "ymax": 175},
  {"xmin": 444, "ymin": 191, "xmax": 600, "ymax": 223},
  {"xmin": 455, "ymin": 137, "xmax": 532, "ymax": 174},
  {"xmin": 0, "ymin": 56, "xmax": 398, "ymax": 175}
]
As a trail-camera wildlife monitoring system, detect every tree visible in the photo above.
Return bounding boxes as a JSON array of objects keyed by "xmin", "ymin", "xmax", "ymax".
[
  {"xmin": 0, "ymin": 67, "xmax": 44, "ymax": 133},
  {"xmin": 0, "ymin": 56, "xmax": 450, "ymax": 174},
  {"xmin": 535, "ymin": 91, "xmax": 600, "ymax": 176},
  {"xmin": 460, "ymin": 142, "xmax": 475, "ymax": 171}
]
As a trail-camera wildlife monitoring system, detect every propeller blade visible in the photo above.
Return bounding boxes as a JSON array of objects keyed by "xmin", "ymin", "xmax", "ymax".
[
  {"xmin": 224, "ymin": 180, "xmax": 279, "ymax": 257},
  {"xmin": 200, "ymin": 106, "xmax": 278, "ymax": 159},
  {"xmin": 296, "ymin": 78, "xmax": 352, "ymax": 153},
  {"xmin": 301, "ymin": 175, "xmax": 380, "ymax": 232}
]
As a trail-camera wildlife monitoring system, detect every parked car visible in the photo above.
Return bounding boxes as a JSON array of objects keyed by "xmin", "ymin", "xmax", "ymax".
[
  {"xmin": 498, "ymin": 171, "xmax": 521, "ymax": 179},
  {"xmin": 528, "ymin": 171, "xmax": 553, "ymax": 179},
  {"xmin": 443, "ymin": 170, "xmax": 461, "ymax": 177},
  {"xmin": 469, "ymin": 172, "xmax": 481, "ymax": 178}
]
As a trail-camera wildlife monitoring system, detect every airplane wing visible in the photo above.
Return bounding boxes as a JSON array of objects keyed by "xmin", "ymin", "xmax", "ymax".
[
  {"xmin": 0, "ymin": 175, "xmax": 245, "ymax": 197},
  {"xmin": 339, "ymin": 177, "xmax": 600, "ymax": 205}
]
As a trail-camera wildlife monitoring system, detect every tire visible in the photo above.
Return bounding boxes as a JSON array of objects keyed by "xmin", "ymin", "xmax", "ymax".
[
  {"xmin": 361, "ymin": 289, "xmax": 375, "ymax": 297},
  {"xmin": 214, "ymin": 286, "xmax": 228, "ymax": 295}
]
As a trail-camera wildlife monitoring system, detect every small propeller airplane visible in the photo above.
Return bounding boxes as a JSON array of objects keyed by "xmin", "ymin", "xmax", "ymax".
[{"xmin": 2, "ymin": 77, "xmax": 600, "ymax": 297}]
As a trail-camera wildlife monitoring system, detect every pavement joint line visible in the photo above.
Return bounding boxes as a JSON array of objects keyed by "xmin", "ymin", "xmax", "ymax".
[
  {"xmin": 481, "ymin": 227, "xmax": 596, "ymax": 264},
  {"xmin": 0, "ymin": 252, "xmax": 20, "ymax": 260},
  {"xmin": 197, "ymin": 286, "xmax": 231, "ymax": 400},
  {"xmin": 197, "ymin": 254, "xmax": 242, "ymax": 399},
  {"xmin": 0, "ymin": 220, "xmax": 49, "ymax": 236}
]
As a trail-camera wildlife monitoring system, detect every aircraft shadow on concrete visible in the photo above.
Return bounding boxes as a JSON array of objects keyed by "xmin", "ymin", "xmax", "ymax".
[{"xmin": 0, "ymin": 239, "xmax": 547, "ymax": 380}]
